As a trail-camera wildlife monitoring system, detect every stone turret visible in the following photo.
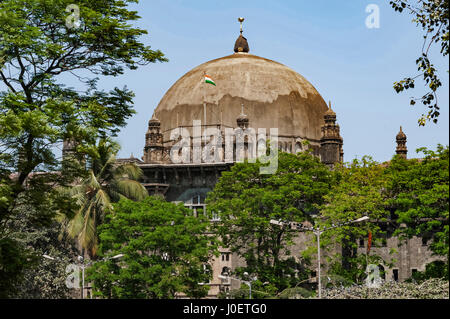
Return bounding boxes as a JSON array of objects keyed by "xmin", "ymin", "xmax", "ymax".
[
  {"xmin": 320, "ymin": 101, "xmax": 343, "ymax": 165},
  {"xmin": 396, "ymin": 126, "xmax": 407, "ymax": 159},
  {"xmin": 236, "ymin": 104, "xmax": 249, "ymax": 129},
  {"xmin": 144, "ymin": 115, "xmax": 164, "ymax": 163},
  {"xmin": 234, "ymin": 17, "xmax": 249, "ymax": 53}
]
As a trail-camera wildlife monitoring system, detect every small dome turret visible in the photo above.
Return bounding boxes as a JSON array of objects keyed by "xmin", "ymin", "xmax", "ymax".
[{"xmin": 234, "ymin": 17, "xmax": 249, "ymax": 53}]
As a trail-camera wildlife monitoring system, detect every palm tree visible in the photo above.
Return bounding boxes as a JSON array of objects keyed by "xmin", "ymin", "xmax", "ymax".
[{"xmin": 60, "ymin": 139, "xmax": 148, "ymax": 257}]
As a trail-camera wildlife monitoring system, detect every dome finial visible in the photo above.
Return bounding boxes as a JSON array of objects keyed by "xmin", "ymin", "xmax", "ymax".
[
  {"xmin": 234, "ymin": 17, "xmax": 249, "ymax": 53},
  {"xmin": 237, "ymin": 103, "xmax": 249, "ymax": 128},
  {"xmin": 324, "ymin": 100, "xmax": 336, "ymax": 118},
  {"xmin": 238, "ymin": 17, "xmax": 245, "ymax": 34}
]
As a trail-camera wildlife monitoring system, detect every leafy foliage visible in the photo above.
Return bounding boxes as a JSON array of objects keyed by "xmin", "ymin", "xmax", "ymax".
[
  {"xmin": 6, "ymin": 204, "xmax": 79, "ymax": 299},
  {"xmin": 386, "ymin": 145, "xmax": 449, "ymax": 259},
  {"xmin": 321, "ymin": 278, "xmax": 449, "ymax": 299},
  {"xmin": 0, "ymin": 0, "xmax": 166, "ymax": 297},
  {"xmin": 59, "ymin": 139, "xmax": 148, "ymax": 257},
  {"xmin": 88, "ymin": 196, "xmax": 219, "ymax": 299},
  {"xmin": 410, "ymin": 260, "xmax": 449, "ymax": 282},
  {"xmin": 207, "ymin": 151, "xmax": 334, "ymax": 292},
  {"xmin": 320, "ymin": 156, "xmax": 394, "ymax": 283},
  {"xmin": 390, "ymin": 0, "xmax": 449, "ymax": 125}
]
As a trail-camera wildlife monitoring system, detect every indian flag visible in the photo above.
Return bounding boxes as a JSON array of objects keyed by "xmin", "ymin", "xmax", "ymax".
[{"xmin": 204, "ymin": 74, "xmax": 216, "ymax": 86}]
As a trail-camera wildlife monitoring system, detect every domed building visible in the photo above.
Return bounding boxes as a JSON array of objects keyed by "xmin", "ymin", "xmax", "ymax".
[
  {"xmin": 134, "ymin": 21, "xmax": 343, "ymax": 203},
  {"xmin": 118, "ymin": 23, "xmax": 344, "ymax": 297},
  {"xmin": 112, "ymin": 20, "xmax": 438, "ymax": 298}
]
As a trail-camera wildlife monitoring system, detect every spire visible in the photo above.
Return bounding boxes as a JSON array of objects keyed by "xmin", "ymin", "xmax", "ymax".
[
  {"xmin": 396, "ymin": 126, "xmax": 407, "ymax": 159},
  {"xmin": 324, "ymin": 100, "xmax": 336, "ymax": 124},
  {"xmin": 149, "ymin": 113, "xmax": 160, "ymax": 126},
  {"xmin": 144, "ymin": 113, "xmax": 164, "ymax": 163},
  {"xmin": 320, "ymin": 100, "xmax": 343, "ymax": 165},
  {"xmin": 325, "ymin": 100, "xmax": 336, "ymax": 114},
  {"xmin": 234, "ymin": 17, "xmax": 249, "ymax": 53},
  {"xmin": 237, "ymin": 103, "xmax": 249, "ymax": 129}
]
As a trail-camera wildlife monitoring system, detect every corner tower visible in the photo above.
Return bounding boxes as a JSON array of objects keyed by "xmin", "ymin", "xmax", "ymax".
[
  {"xmin": 320, "ymin": 101, "xmax": 343, "ymax": 165},
  {"xmin": 144, "ymin": 115, "xmax": 164, "ymax": 163},
  {"xmin": 396, "ymin": 126, "xmax": 407, "ymax": 159}
]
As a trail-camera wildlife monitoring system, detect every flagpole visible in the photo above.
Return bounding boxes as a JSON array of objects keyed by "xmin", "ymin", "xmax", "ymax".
[{"xmin": 203, "ymin": 71, "xmax": 206, "ymax": 129}]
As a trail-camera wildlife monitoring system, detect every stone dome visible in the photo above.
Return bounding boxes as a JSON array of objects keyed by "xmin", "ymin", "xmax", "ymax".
[
  {"xmin": 396, "ymin": 126, "xmax": 406, "ymax": 140},
  {"xmin": 153, "ymin": 52, "xmax": 329, "ymax": 142}
]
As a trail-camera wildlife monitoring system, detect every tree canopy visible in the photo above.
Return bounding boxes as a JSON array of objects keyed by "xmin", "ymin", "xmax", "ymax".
[
  {"xmin": 387, "ymin": 145, "xmax": 449, "ymax": 259},
  {"xmin": 88, "ymin": 196, "xmax": 219, "ymax": 299},
  {"xmin": 0, "ymin": 0, "xmax": 166, "ymax": 296},
  {"xmin": 207, "ymin": 151, "xmax": 335, "ymax": 292},
  {"xmin": 59, "ymin": 139, "xmax": 148, "ymax": 257}
]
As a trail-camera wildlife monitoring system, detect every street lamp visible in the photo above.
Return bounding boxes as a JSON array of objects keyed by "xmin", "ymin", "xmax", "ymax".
[
  {"xmin": 218, "ymin": 272, "xmax": 256, "ymax": 299},
  {"xmin": 79, "ymin": 253, "xmax": 125, "ymax": 299},
  {"xmin": 270, "ymin": 215, "xmax": 370, "ymax": 299}
]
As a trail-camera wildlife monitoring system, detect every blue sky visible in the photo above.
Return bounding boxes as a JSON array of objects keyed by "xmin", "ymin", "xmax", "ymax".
[
  {"xmin": 107, "ymin": 0, "xmax": 448, "ymax": 162},
  {"xmin": 6, "ymin": 0, "xmax": 448, "ymax": 163}
]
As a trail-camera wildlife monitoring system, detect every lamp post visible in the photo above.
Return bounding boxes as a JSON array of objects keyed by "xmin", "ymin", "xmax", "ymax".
[
  {"xmin": 218, "ymin": 272, "xmax": 257, "ymax": 299},
  {"xmin": 270, "ymin": 215, "xmax": 369, "ymax": 299}
]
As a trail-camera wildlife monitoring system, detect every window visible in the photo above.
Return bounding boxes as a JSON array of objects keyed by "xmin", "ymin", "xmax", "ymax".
[
  {"xmin": 422, "ymin": 237, "xmax": 429, "ymax": 246},
  {"xmin": 393, "ymin": 269, "xmax": 399, "ymax": 282},
  {"xmin": 185, "ymin": 194, "xmax": 206, "ymax": 217},
  {"xmin": 378, "ymin": 264, "xmax": 386, "ymax": 280},
  {"xmin": 294, "ymin": 142, "xmax": 302, "ymax": 154},
  {"xmin": 359, "ymin": 238, "xmax": 365, "ymax": 247},
  {"xmin": 412, "ymin": 269, "xmax": 418, "ymax": 276},
  {"xmin": 221, "ymin": 252, "xmax": 230, "ymax": 262},
  {"xmin": 221, "ymin": 267, "xmax": 230, "ymax": 276}
]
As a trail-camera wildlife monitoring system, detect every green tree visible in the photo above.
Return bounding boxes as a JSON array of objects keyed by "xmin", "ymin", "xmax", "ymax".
[
  {"xmin": 6, "ymin": 203, "xmax": 79, "ymax": 299},
  {"xmin": 410, "ymin": 260, "xmax": 449, "ymax": 282},
  {"xmin": 0, "ymin": 0, "xmax": 166, "ymax": 296},
  {"xmin": 390, "ymin": 0, "xmax": 449, "ymax": 126},
  {"xmin": 60, "ymin": 139, "xmax": 148, "ymax": 257},
  {"xmin": 386, "ymin": 145, "xmax": 449, "ymax": 261},
  {"xmin": 88, "ymin": 196, "xmax": 218, "ymax": 299},
  {"xmin": 320, "ymin": 156, "xmax": 393, "ymax": 284},
  {"xmin": 207, "ymin": 151, "xmax": 334, "ymax": 292}
]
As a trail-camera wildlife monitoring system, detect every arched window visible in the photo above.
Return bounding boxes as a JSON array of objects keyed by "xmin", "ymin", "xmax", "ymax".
[
  {"xmin": 221, "ymin": 266, "xmax": 230, "ymax": 276},
  {"xmin": 378, "ymin": 264, "xmax": 386, "ymax": 280},
  {"xmin": 185, "ymin": 194, "xmax": 206, "ymax": 217},
  {"xmin": 294, "ymin": 141, "xmax": 302, "ymax": 154}
]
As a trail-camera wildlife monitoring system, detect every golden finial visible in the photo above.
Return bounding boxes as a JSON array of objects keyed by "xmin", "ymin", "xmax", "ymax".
[{"xmin": 238, "ymin": 17, "xmax": 245, "ymax": 34}]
